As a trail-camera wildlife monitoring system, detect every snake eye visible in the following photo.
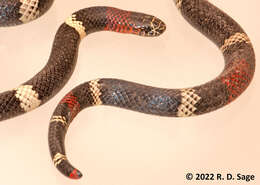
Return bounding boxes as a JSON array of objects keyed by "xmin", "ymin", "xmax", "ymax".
[{"xmin": 140, "ymin": 26, "xmax": 153, "ymax": 36}]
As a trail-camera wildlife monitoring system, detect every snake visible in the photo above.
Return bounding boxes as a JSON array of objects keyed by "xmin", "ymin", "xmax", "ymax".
[
  {"xmin": 0, "ymin": 6, "xmax": 164, "ymax": 121},
  {"xmin": 0, "ymin": 0, "xmax": 54, "ymax": 26},
  {"xmin": 47, "ymin": 0, "xmax": 255, "ymax": 179}
]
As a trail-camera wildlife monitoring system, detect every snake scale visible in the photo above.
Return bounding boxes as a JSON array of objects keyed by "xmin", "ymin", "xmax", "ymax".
[
  {"xmin": 0, "ymin": 0, "xmax": 53, "ymax": 26},
  {"xmin": 0, "ymin": 0, "xmax": 256, "ymax": 181}
]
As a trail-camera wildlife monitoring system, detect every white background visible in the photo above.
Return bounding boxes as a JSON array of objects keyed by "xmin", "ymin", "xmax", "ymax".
[{"xmin": 0, "ymin": 0, "xmax": 259, "ymax": 184}]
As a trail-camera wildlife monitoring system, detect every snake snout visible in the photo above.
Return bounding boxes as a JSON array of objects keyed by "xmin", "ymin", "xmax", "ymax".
[{"xmin": 138, "ymin": 15, "xmax": 166, "ymax": 37}]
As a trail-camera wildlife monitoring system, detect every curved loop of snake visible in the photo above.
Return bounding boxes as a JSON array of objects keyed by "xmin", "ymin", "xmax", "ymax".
[
  {"xmin": 0, "ymin": 0, "xmax": 54, "ymax": 27},
  {"xmin": 48, "ymin": 0, "xmax": 255, "ymax": 179},
  {"xmin": 0, "ymin": 6, "xmax": 164, "ymax": 121}
]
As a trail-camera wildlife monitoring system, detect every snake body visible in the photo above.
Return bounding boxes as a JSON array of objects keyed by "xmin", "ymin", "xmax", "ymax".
[
  {"xmin": 48, "ymin": 0, "xmax": 255, "ymax": 179},
  {"xmin": 0, "ymin": 0, "xmax": 53, "ymax": 26},
  {"xmin": 0, "ymin": 7, "xmax": 164, "ymax": 121}
]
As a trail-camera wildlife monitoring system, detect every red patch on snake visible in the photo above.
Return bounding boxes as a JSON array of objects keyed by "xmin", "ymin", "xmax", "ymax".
[
  {"xmin": 221, "ymin": 59, "xmax": 252, "ymax": 102},
  {"xmin": 104, "ymin": 7, "xmax": 139, "ymax": 34},
  {"xmin": 69, "ymin": 169, "xmax": 80, "ymax": 179},
  {"xmin": 60, "ymin": 92, "xmax": 80, "ymax": 119}
]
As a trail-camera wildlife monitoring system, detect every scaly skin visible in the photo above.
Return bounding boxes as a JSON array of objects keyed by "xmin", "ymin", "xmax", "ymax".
[
  {"xmin": 0, "ymin": 7, "xmax": 165, "ymax": 121},
  {"xmin": 47, "ymin": 6, "xmax": 166, "ymax": 179},
  {"xmin": 0, "ymin": 0, "xmax": 54, "ymax": 26},
  {"xmin": 48, "ymin": 0, "xmax": 255, "ymax": 179}
]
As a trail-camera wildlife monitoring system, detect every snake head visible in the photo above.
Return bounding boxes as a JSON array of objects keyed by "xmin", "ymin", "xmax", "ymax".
[
  {"xmin": 133, "ymin": 14, "xmax": 166, "ymax": 37},
  {"xmin": 104, "ymin": 8, "xmax": 166, "ymax": 37}
]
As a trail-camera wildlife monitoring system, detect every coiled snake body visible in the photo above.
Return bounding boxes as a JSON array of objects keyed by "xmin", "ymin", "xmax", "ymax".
[
  {"xmin": 47, "ymin": 0, "xmax": 255, "ymax": 179},
  {"xmin": 0, "ymin": 0, "xmax": 255, "ymax": 180}
]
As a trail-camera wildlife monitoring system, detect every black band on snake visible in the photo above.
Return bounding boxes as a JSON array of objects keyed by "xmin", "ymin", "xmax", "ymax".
[
  {"xmin": 0, "ymin": 0, "xmax": 54, "ymax": 26},
  {"xmin": 48, "ymin": 0, "xmax": 255, "ymax": 179}
]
